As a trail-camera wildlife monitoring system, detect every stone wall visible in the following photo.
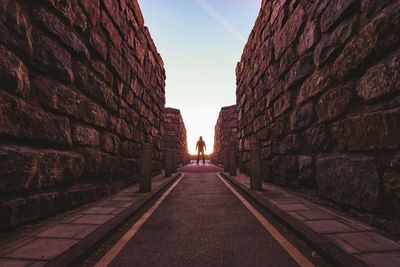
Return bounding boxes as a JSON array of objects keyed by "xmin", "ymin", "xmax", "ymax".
[
  {"xmin": 164, "ymin": 108, "xmax": 189, "ymax": 166},
  {"xmin": 213, "ymin": 105, "xmax": 238, "ymax": 166},
  {"xmin": 0, "ymin": 0, "xmax": 166, "ymax": 228},
  {"xmin": 236, "ymin": 0, "xmax": 400, "ymax": 226}
]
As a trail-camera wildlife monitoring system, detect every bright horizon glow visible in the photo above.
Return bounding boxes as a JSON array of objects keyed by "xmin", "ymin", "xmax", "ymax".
[{"xmin": 138, "ymin": 0, "xmax": 261, "ymax": 154}]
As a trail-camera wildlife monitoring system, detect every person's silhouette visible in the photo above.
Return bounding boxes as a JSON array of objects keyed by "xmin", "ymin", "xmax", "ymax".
[{"xmin": 196, "ymin": 136, "xmax": 206, "ymax": 165}]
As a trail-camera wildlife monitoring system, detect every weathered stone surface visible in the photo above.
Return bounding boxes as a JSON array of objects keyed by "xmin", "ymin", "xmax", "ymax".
[
  {"xmin": 72, "ymin": 124, "xmax": 100, "ymax": 147},
  {"xmin": 33, "ymin": 32, "xmax": 74, "ymax": 83},
  {"xmin": 33, "ymin": 7, "xmax": 90, "ymax": 59},
  {"xmin": 235, "ymin": 0, "xmax": 400, "ymax": 225},
  {"xmin": 314, "ymin": 16, "xmax": 357, "ymax": 67},
  {"xmin": 320, "ymin": 0, "xmax": 357, "ymax": 32},
  {"xmin": 33, "ymin": 76, "xmax": 108, "ymax": 128},
  {"xmin": 297, "ymin": 21, "xmax": 318, "ymax": 54},
  {"xmin": 101, "ymin": 133, "xmax": 120, "ymax": 155},
  {"xmin": 285, "ymin": 54, "xmax": 315, "ymax": 90},
  {"xmin": 0, "ymin": 145, "xmax": 84, "ymax": 193},
  {"xmin": 297, "ymin": 66, "xmax": 333, "ymax": 104},
  {"xmin": 213, "ymin": 105, "xmax": 238, "ymax": 166},
  {"xmin": 333, "ymin": 1, "xmax": 400, "ymax": 80},
  {"xmin": 272, "ymin": 156, "xmax": 298, "ymax": 188},
  {"xmin": 273, "ymin": 5, "xmax": 305, "ymax": 59},
  {"xmin": 316, "ymin": 84, "xmax": 353, "ymax": 122},
  {"xmin": 298, "ymin": 155, "xmax": 314, "ymax": 182},
  {"xmin": 0, "ymin": 92, "xmax": 72, "ymax": 145},
  {"xmin": 79, "ymin": 0, "xmax": 100, "ymax": 25},
  {"xmin": 357, "ymin": 51, "xmax": 400, "ymax": 101},
  {"xmin": 290, "ymin": 102, "xmax": 315, "ymax": 130},
  {"xmin": 0, "ymin": 44, "xmax": 30, "ymax": 97},
  {"xmin": 163, "ymin": 108, "xmax": 189, "ymax": 166},
  {"xmin": 302, "ymin": 124, "xmax": 331, "ymax": 152},
  {"xmin": 0, "ymin": 192, "xmax": 61, "ymax": 229},
  {"xmin": 74, "ymin": 63, "xmax": 119, "ymax": 112},
  {"xmin": 316, "ymin": 155, "xmax": 380, "ymax": 211},
  {"xmin": 273, "ymin": 91, "xmax": 291, "ymax": 117},
  {"xmin": 0, "ymin": 0, "xmax": 33, "ymax": 56},
  {"xmin": 332, "ymin": 110, "xmax": 400, "ymax": 151},
  {"xmin": 101, "ymin": 10, "xmax": 121, "ymax": 49},
  {"xmin": 0, "ymin": 0, "xmax": 166, "ymax": 228},
  {"xmin": 89, "ymin": 30, "xmax": 107, "ymax": 59},
  {"xmin": 384, "ymin": 154, "xmax": 400, "ymax": 214}
]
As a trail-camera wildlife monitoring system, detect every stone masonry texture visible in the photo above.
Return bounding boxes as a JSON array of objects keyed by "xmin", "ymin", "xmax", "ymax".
[
  {"xmin": 163, "ymin": 108, "xmax": 189, "ymax": 166},
  {"xmin": 0, "ymin": 0, "xmax": 166, "ymax": 229},
  {"xmin": 213, "ymin": 105, "xmax": 238, "ymax": 166},
  {"xmin": 236, "ymin": 0, "xmax": 400, "ymax": 230}
]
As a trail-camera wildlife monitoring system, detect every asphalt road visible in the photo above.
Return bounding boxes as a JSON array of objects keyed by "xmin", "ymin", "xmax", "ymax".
[{"xmin": 90, "ymin": 163, "xmax": 327, "ymax": 267}]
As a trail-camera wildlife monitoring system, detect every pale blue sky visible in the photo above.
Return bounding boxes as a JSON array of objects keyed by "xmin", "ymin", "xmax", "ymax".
[{"xmin": 138, "ymin": 0, "xmax": 261, "ymax": 154}]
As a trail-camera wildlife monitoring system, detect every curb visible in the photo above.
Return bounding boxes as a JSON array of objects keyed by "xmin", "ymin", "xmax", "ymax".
[
  {"xmin": 48, "ymin": 173, "xmax": 182, "ymax": 267},
  {"xmin": 220, "ymin": 172, "xmax": 366, "ymax": 267}
]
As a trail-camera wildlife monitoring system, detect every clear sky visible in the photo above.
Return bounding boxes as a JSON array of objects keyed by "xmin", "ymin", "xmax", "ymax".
[{"xmin": 137, "ymin": 0, "xmax": 261, "ymax": 154}]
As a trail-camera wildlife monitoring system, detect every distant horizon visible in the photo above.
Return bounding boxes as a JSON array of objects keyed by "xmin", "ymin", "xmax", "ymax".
[{"xmin": 138, "ymin": 0, "xmax": 261, "ymax": 154}]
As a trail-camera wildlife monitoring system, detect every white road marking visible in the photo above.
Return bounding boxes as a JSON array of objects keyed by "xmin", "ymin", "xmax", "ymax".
[
  {"xmin": 94, "ymin": 175, "xmax": 184, "ymax": 267},
  {"xmin": 217, "ymin": 173, "xmax": 315, "ymax": 267}
]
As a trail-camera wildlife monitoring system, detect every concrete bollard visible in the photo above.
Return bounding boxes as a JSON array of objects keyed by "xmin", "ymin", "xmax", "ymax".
[
  {"xmin": 250, "ymin": 142, "xmax": 262, "ymax": 191},
  {"xmin": 228, "ymin": 145, "xmax": 237, "ymax": 176},
  {"xmin": 224, "ymin": 149, "xmax": 229, "ymax": 172},
  {"xmin": 140, "ymin": 143, "xmax": 152, "ymax": 193},
  {"xmin": 172, "ymin": 149, "xmax": 178, "ymax": 173},
  {"xmin": 165, "ymin": 148, "xmax": 173, "ymax": 178}
]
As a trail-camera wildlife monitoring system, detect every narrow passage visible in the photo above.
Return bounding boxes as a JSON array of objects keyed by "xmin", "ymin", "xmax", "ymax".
[{"xmin": 95, "ymin": 163, "xmax": 320, "ymax": 267}]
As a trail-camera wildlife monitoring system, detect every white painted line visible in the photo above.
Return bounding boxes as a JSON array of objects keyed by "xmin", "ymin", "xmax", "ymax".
[
  {"xmin": 217, "ymin": 174, "xmax": 315, "ymax": 267},
  {"xmin": 94, "ymin": 175, "xmax": 184, "ymax": 267}
]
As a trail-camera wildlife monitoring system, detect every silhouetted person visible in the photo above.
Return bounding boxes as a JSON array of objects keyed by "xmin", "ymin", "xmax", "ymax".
[{"xmin": 196, "ymin": 136, "xmax": 206, "ymax": 165}]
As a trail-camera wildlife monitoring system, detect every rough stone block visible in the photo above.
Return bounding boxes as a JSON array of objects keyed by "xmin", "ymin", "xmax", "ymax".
[
  {"xmin": 72, "ymin": 124, "xmax": 100, "ymax": 147},
  {"xmin": 316, "ymin": 83, "xmax": 353, "ymax": 122},
  {"xmin": 357, "ymin": 51, "xmax": 400, "ymax": 101},
  {"xmin": 33, "ymin": 31, "xmax": 73, "ymax": 83},
  {"xmin": 273, "ymin": 5, "xmax": 305, "ymax": 59},
  {"xmin": 33, "ymin": 7, "xmax": 89, "ymax": 59},
  {"xmin": 290, "ymin": 102, "xmax": 315, "ymax": 130},
  {"xmin": 100, "ymin": 133, "xmax": 120, "ymax": 155},
  {"xmin": 314, "ymin": 16, "xmax": 357, "ymax": 67},
  {"xmin": 74, "ymin": 62, "xmax": 119, "ymax": 112},
  {"xmin": 332, "ymin": 110, "xmax": 400, "ymax": 151},
  {"xmin": 321, "ymin": 0, "xmax": 358, "ymax": 32},
  {"xmin": 79, "ymin": 0, "xmax": 100, "ymax": 25},
  {"xmin": 89, "ymin": 30, "xmax": 107, "ymax": 59},
  {"xmin": 0, "ymin": 145, "xmax": 84, "ymax": 193},
  {"xmin": 0, "ymin": 92, "xmax": 72, "ymax": 145},
  {"xmin": 0, "ymin": 44, "xmax": 30, "ymax": 97},
  {"xmin": 316, "ymin": 155, "xmax": 380, "ymax": 211},
  {"xmin": 33, "ymin": 75, "xmax": 108, "ymax": 128},
  {"xmin": 272, "ymin": 155, "xmax": 299, "ymax": 188},
  {"xmin": 0, "ymin": 0, "xmax": 33, "ymax": 56},
  {"xmin": 333, "ymin": 2, "xmax": 400, "ymax": 80}
]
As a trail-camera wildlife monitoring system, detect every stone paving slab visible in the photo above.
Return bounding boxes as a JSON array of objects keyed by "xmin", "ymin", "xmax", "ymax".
[
  {"xmin": 225, "ymin": 171, "xmax": 400, "ymax": 267},
  {"xmin": 0, "ymin": 174, "xmax": 180, "ymax": 266}
]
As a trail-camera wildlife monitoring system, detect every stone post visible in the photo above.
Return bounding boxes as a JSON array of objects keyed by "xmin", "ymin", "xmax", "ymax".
[
  {"xmin": 140, "ymin": 143, "xmax": 152, "ymax": 193},
  {"xmin": 250, "ymin": 142, "xmax": 262, "ymax": 191},
  {"xmin": 165, "ymin": 148, "xmax": 173, "ymax": 177},
  {"xmin": 172, "ymin": 148, "xmax": 178, "ymax": 173},
  {"xmin": 228, "ymin": 143, "xmax": 237, "ymax": 176},
  {"xmin": 224, "ymin": 149, "xmax": 229, "ymax": 172}
]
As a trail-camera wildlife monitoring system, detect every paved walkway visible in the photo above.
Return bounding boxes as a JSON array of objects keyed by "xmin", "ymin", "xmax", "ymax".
[
  {"xmin": 230, "ymin": 171, "xmax": 400, "ymax": 267},
  {"xmin": 91, "ymin": 163, "xmax": 324, "ymax": 267},
  {"xmin": 0, "ymin": 174, "xmax": 176, "ymax": 266}
]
